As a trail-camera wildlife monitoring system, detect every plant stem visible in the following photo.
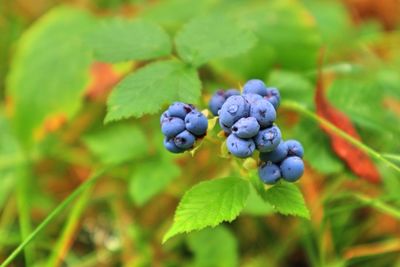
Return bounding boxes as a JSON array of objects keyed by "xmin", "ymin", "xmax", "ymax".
[
  {"xmin": 45, "ymin": 185, "xmax": 93, "ymax": 267},
  {"xmin": 281, "ymin": 100, "xmax": 400, "ymax": 174},
  {"xmin": 0, "ymin": 168, "xmax": 106, "ymax": 267},
  {"xmin": 16, "ymin": 166, "xmax": 33, "ymax": 266}
]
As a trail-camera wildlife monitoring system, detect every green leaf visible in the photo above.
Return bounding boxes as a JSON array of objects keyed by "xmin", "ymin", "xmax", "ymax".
[
  {"xmin": 234, "ymin": 1, "xmax": 321, "ymax": 70},
  {"xmin": 264, "ymin": 181, "xmax": 310, "ymax": 219},
  {"xmin": 106, "ymin": 60, "xmax": 201, "ymax": 122},
  {"xmin": 175, "ymin": 15, "xmax": 256, "ymax": 67},
  {"xmin": 88, "ymin": 18, "xmax": 172, "ymax": 63},
  {"xmin": 187, "ymin": 226, "xmax": 238, "ymax": 267},
  {"xmin": 6, "ymin": 6, "xmax": 95, "ymax": 147},
  {"xmin": 83, "ymin": 123, "xmax": 147, "ymax": 165},
  {"xmin": 129, "ymin": 154, "xmax": 180, "ymax": 206},
  {"xmin": 243, "ymin": 183, "xmax": 274, "ymax": 216},
  {"xmin": 140, "ymin": 0, "xmax": 212, "ymax": 33},
  {"xmin": 163, "ymin": 177, "xmax": 250, "ymax": 243}
]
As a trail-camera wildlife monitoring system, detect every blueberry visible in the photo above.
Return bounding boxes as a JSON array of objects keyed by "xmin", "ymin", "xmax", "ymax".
[
  {"xmin": 285, "ymin": 139, "xmax": 304, "ymax": 158},
  {"xmin": 280, "ymin": 156, "xmax": 304, "ymax": 182},
  {"xmin": 243, "ymin": 93, "xmax": 263, "ymax": 105},
  {"xmin": 185, "ymin": 110, "xmax": 208, "ymax": 136},
  {"xmin": 264, "ymin": 87, "xmax": 280, "ymax": 110},
  {"xmin": 174, "ymin": 130, "xmax": 196, "ymax": 149},
  {"xmin": 209, "ymin": 90, "xmax": 226, "ymax": 116},
  {"xmin": 260, "ymin": 141, "xmax": 288, "ymax": 163},
  {"xmin": 254, "ymin": 126, "xmax": 281, "ymax": 152},
  {"xmin": 219, "ymin": 95, "xmax": 250, "ymax": 127},
  {"xmin": 250, "ymin": 98, "xmax": 276, "ymax": 128},
  {"xmin": 161, "ymin": 117, "xmax": 185, "ymax": 138},
  {"xmin": 243, "ymin": 79, "xmax": 268, "ymax": 96},
  {"xmin": 168, "ymin": 102, "xmax": 193, "ymax": 119},
  {"xmin": 224, "ymin": 89, "xmax": 240, "ymax": 98},
  {"xmin": 160, "ymin": 111, "xmax": 170, "ymax": 125},
  {"xmin": 226, "ymin": 134, "xmax": 255, "ymax": 158},
  {"xmin": 164, "ymin": 137, "xmax": 184, "ymax": 153},
  {"xmin": 231, "ymin": 117, "xmax": 260, "ymax": 138},
  {"xmin": 258, "ymin": 162, "xmax": 281, "ymax": 184}
]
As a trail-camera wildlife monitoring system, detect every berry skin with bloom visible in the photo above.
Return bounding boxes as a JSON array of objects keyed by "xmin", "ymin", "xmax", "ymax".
[
  {"xmin": 174, "ymin": 130, "xmax": 196, "ymax": 149},
  {"xmin": 226, "ymin": 134, "xmax": 255, "ymax": 158},
  {"xmin": 185, "ymin": 110, "xmax": 208, "ymax": 136},
  {"xmin": 264, "ymin": 87, "xmax": 281, "ymax": 110},
  {"xmin": 254, "ymin": 126, "xmax": 282, "ymax": 152},
  {"xmin": 231, "ymin": 117, "xmax": 260, "ymax": 139},
  {"xmin": 243, "ymin": 93, "xmax": 263, "ymax": 105},
  {"xmin": 161, "ymin": 117, "xmax": 185, "ymax": 138},
  {"xmin": 164, "ymin": 137, "xmax": 184, "ymax": 154},
  {"xmin": 243, "ymin": 79, "xmax": 268, "ymax": 96},
  {"xmin": 260, "ymin": 141, "xmax": 288, "ymax": 163},
  {"xmin": 168, "ymin": 102, "xmax": 193, "ymax": 119},
  {"xmin": 160, "ymin": 111, "xmax": 170, "ymax": 124},
  {"xmin": 208, "ymin": 90, "xmax": 226, "ymax": 116},
  {"xmin": 208, "ymin": 89, "xmax": 240, "ymax": 116},
  {"xmin": 285, "ymin": 139, "xmax": 304, "ymax": 158},
  {"xmin": 219, "ymin": 95, "xmax": 250, "ymax": 128},
  {"xmin": 280, "ymin": 156, "xmax": 304, "ymax": 182},
  {"xmin": 258, "ymin": 162, "xmax": 281, "ymax": 184},
  {"xmin": 250, "ymin": 98, "xmax": 276, "ymax": 128}
]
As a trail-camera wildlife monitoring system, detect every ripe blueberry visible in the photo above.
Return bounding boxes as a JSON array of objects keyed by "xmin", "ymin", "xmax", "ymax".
[
  {"xmin": 243, "ymin": 79, "xmax": 268, "ymax": 96},
  {"xmin": 174, "ymin": 130, "xmax": 196, "ymax": 149},
  {"xmin": 161, "ymin": 117, "xmax": 185, "ymax": 138},
  {"xmin": 185, "ymin": 110, "xmax": 208, "ymax": 136},
  {"xmin": 231, "ymin": 117, "xmax": 260, "ymax": 139},
  {"xmin": 226, "ymin": 134, "xmax": 255, "ymax": 158},
  {"xmin": 254, "ymin": 125, "xmax": 281, "ymax": 152},
  {"xmin": 250, "ymin": 98, "xmax": 276, "ymax": 128},
  {"xmin": 258, "ymin": 162, "xmax": 281, "ymax": 184},
  {"xmin": 260, "ymin": 141, "xmax": 288, "ymax": 163},
  {"xmin": 285, "ymin": 139, "xmax": 304, "ymax": 158},
  {"xmin": 280, "ymin": 156, "xmax": 304, "ymax": 182}
]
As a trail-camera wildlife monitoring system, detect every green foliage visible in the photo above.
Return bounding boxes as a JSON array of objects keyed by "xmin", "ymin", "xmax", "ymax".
[
  {"xmin": 187, "ymin": 226, "xmax": 238, "ymax": 267},
  {"xmin": 83, "ymin": 123, "xmax": 147, "ymax": 165},
  {"xmin": 0, "ymin": 114, "xmax": 22, "ymax": 209},
  {"xmin": 3, "ymin": 1, "xmax": 400, "ymax": 266},
  {"xmin": 175, "ymin": 15, "xmax": 257, "ymax": 67},
  {"xmin": 163, "ymin": 177, "xmax": 250, "ymax": 242},
  {"xmin": 294, "ymin": 118, "xmax": 344, "ymax": 174},
  {"xmin": 264, "ymin": 181, "xmax": 310, "ymax": 219},
  {"xmin": 242, "ymin": 184, "xmax": 274, "ymax": 216},
  {"xmin": 6, "ymin": 7, "xmax": 95, "ymax": 147},
  {"xmin": 106, "ymin": 60, "xmax": 200, "ymax": 122},
  {"xmin": 129, "ymin": 153, "xmax": 180, "ymax": 206},
  {"xmin": 88, "ymin": 18, "xmax": 172, "ymax": 63},
  {"xmin": 267, "ymin": 70, "xmax": 314, "ymax": 106}
]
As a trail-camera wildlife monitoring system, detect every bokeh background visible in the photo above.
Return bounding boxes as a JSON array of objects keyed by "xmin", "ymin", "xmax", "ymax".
[{"xmin": 1, "ymin": 0, "xmax": 400, "ymax": 266}]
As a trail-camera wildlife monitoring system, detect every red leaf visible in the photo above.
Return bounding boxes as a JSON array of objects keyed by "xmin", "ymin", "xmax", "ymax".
[{"xmin": 315, "ymin": 66, "xmax": 380, "ymax": 183}]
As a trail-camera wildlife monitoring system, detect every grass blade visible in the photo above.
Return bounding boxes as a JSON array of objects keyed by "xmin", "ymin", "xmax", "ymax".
[{"xmin": 0, "ymin": 168, "xmax": 106, "ymax": 267}]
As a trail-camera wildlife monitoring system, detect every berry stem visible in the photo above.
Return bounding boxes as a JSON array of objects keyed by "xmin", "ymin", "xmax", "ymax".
[
  {"xmin": 0, "ymin": 168, "xmax": 107, "ymax": 267},
  {"xmin": 281, "ymin": 100, "xmax": 400, "ymax": 174}
]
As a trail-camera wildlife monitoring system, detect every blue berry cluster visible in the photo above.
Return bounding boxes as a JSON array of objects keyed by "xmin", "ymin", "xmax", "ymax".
[
  {"xmin": 210, "ymin": 79, "xmax": 281, "ymax": 158},
  {"xmin": 209, "ymin": 79, "xmax": 305, "ymax": 184},
  {"xmin": 259, "ymin": 140, "xmax": 305, "ymax": 184},
  {"xmin": 160, "ymin": 102, "xmax": 208, "ymax": 153}
]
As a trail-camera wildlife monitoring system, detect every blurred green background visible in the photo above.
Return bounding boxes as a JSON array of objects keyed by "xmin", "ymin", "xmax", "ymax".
[{"xmin": 1, "ymin": 0, "xmax": 400, "ymax": 266}]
